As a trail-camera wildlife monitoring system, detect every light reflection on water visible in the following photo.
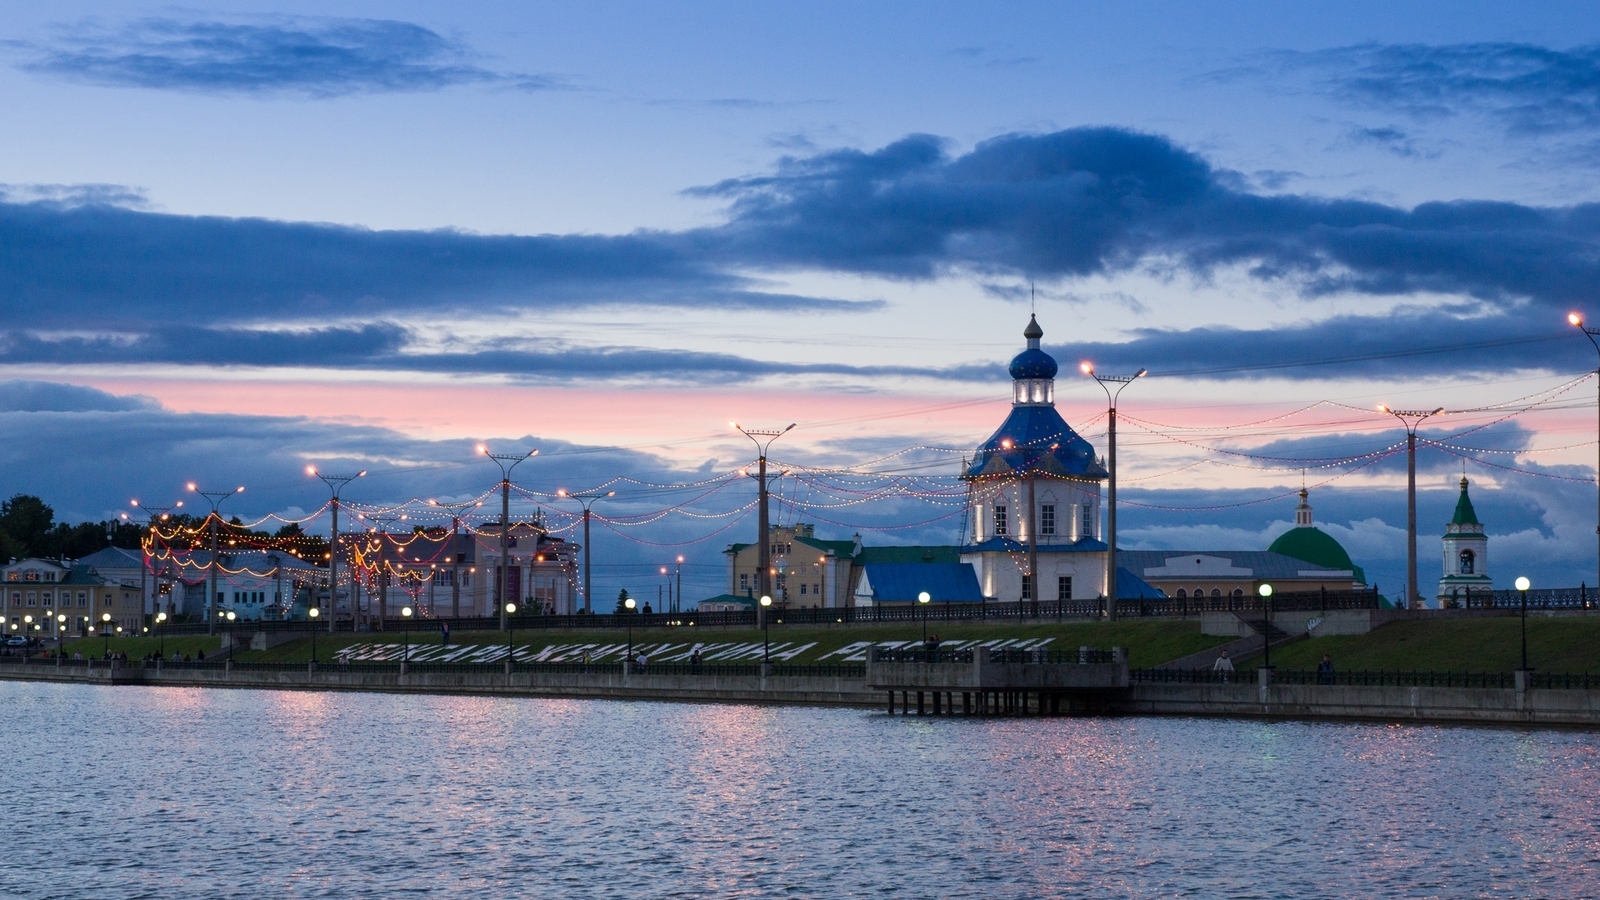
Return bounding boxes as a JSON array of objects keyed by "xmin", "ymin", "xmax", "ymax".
[{"xmin": 2, "ymin": 681, "xmax": 1596, "ymax": 899}]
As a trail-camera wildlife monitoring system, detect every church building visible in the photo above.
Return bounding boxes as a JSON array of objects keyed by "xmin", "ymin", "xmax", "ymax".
[
  {"xmin": 1437, "ymin": 475, "xmax": 1491, "ymax": 606},
  {"xmin": 960, "ymin": 316, "xmax": 1117, "ymax": 603}
]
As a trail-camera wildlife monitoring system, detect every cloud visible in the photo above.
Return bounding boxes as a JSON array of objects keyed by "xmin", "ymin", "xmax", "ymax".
[
  {"xmin": 1346, "ymin": 126, "xmax": 1435, "ymax": 159},
  {"xmin": 15, "ymin": 15, "xmax": 557, "ymax": 97},
  {"xmin": 0, "ymin": 380, "xmax": 155, "ymax": 413},
  {"xmin": 6, "ymin": 127, "xmax": 1600, "ymax": 381},
  {"xmin": 1283, "ymin": 42, "xmax": 1600, "ymax": 136}
]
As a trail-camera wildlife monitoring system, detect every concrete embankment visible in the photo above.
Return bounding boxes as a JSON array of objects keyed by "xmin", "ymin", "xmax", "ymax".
[
  {"xmin": 1113, "ymin": 682, "xmax": 1600, "ymax": 727},
  {"xmin": 0, "ymin": 664, "xmax": 882, "ymax": 707},
  {"xmin": 5, "ymin": 665, "xmax": 1600, "ymax": 726}
]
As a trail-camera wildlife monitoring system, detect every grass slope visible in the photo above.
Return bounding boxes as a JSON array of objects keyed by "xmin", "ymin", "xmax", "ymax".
[
  {"xmin": 59, "ymin": 620, "xmax": 1227, "ymax": 668},
  {"xmin": 1236, "ymin": 617, "xmax": 1600, "ymax": 674}
]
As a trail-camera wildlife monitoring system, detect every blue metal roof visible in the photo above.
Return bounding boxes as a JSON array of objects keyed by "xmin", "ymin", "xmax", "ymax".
[
  {"xmin": 1008, "ymin": 348, "xmax": 1058, "ymax": 379},
  {"xmin": 1116, "ymin": 566, "xmax": 1166, "ymax": 599},
  {"xmin": 965, "ymin": 403, "xmax": 1107, "ymax": 480},
  {"xmin": 859, "ymin": 563, "xmax": 986, "ymax": 603}
]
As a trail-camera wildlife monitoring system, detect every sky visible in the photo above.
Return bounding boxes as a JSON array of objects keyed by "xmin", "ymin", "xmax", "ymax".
[{"xmin": 4, "ymin": 1, "xmax": 1600, "ymax": 604}]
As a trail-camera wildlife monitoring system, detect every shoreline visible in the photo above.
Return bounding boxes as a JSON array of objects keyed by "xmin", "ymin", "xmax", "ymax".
[{"xmin": 5, "ymin": 663, "xmax": 1600, "ymax": 727}]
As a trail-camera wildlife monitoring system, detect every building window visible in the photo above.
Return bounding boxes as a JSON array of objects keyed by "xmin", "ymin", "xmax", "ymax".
[
  {"xmin": 1020, "ymin": 574, "xmax": 1032, "ymax": 600},
  {"xmin": 1210, "ymin": 589, "xmax": 1222, "ymax": 598},
  {"xmin": 1041, "ymin": 505, "xmax": 1055, "ymax": 536},
  {"xmin": 1057, "ymin": 576, "xmax": 1072, "ymax": 601},
  {"xmin": 739, "ymin": 573, "xmax": 750, "ymax": 592},
  {"xmin": 77, "ymin": 592, "xmax": 87, "ymax": 606},
  {"xmin": 1175, "ymin": 588, "xmax": 1186, "ymax": 599},
  {"xmin": 799, "ymin": 584, "xmax": 808, "ymax": 595},
  {"xmin": 1081, "ymin": 505, "xmax": 1093, "ymax": 538},
  {"xmin": 994, "ymin": 505, "xmax": 1008, "ymax": 536},
  {"xmin": 1231, "ymin": 589, "xmax": 1244, "ymax": 599},
  {"xmin": 1459, "ymin": 550, "xmax": 1475, "ymax": 574}
]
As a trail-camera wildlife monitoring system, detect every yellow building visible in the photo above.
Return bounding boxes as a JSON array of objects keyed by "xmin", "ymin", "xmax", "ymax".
[{"xmin": 3, "ymin": 559, "xmax": 142, "ymax": 638}]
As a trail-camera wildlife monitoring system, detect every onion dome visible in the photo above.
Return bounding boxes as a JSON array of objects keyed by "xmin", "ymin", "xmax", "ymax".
[
  {"xmin": 1008, "ymin": 314, "xmax": 1058, "ymax": 379},
  {"xmin": 966, "ymin": 315, "xmax": 1105, "ymax": 480}
]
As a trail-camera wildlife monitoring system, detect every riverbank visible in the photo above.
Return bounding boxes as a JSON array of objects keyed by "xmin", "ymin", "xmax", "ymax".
[{"xmin": 7, "ymin": 659, "xmax": 1599, "ymax": 726}]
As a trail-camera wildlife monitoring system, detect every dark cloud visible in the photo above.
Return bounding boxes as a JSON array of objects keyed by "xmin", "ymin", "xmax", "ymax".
[
  {"xmin": 0, "ymin": 198, "xmax": 879, "ymax": 329},
  {"xmin": 0, "ymin": 380, "xmax": 155, "ymax": 413},
  {"xmin": 1285, "ymin": 42, "xmax": 1600, "ymax": 136},
  {"xmin": 15, "ymin": 16, "xmax": 557, "ymax": 97}
]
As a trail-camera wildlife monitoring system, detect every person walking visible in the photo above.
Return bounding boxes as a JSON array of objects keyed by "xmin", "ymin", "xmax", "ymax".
[
  {"xmin": 1212, "ymin": 649, "xmax": 1235, "ymax": 684},
  {"xmin": 690, "ymin": 648, "xmax": 702, "ymax": 674},
  {"xmin": 1317, "ymin": 654, "xmax": 1335, "ymax": 685}
]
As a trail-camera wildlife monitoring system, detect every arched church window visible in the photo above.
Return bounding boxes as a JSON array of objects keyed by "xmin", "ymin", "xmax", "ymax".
[
  {"xmin": 1231, "ymin": 589, "xmax": 1244, "ymax": 599},
  {"xmin": 1459, "ymin": 549, "xmax": 1475, "ymax": 574},
  {"xmin": 1175, "ymin": 589, "xmax": 1187, "ymax": 598},
  {"xmin": 1210, "ymin": 589, "xmax": 1222, "ymax": 598}
]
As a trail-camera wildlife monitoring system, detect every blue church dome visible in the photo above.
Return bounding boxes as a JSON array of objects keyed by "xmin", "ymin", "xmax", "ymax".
[{"xmin": 1008, "ymin": 348, "xmax": 1058, "ymax": 380}]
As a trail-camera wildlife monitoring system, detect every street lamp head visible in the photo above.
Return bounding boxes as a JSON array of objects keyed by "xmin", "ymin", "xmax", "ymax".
[
  {"xmin": 1080, "ymin": 362, "xmax": 1094, "ymax": 374},
  {"xmin": 1515, "ymin": 576, "xmax": 1531, "ymax": 591},
  {"xmin": 101, "ymin": 613, "xmax": 111, "ymax": 622},
  {"xmin": 156, "ymin": 612, "xmax": 166, "ymax": 622},
  {"xmin": 918, "ymin": 591, "xmax": 931, "ymax": 604},
  {"xmin": 56, "ymin": 614, "xmax": 65, "ymax": 622},
  {"xmin": 402, "ymin": 607, "xmax": 413, "ymax": 618},
  {"xmin": 624, "ymin": 598, "xmax": 635, "ymax": 610},
  {"xmin": 1571, "ymin": 312, "xmax": 1584, "ymax": 327},
  {"xmin": 225, "ymin": 611, "xmax": 236, "ymax": 621},
  {"xmin": 186, "ymin": 483, "xmax": 196, "ymax": 492},
  {"xmin": 1258, "ymin": 584, "xmax": 1273, "ymax": 598},
  {"xmin": 1134, "ymin": 368, "xmax": 1148, "ymax": 378},
  {"xmin": 1377, "ymin": 404, "xmax": 1390, "ymax": 413},
  {"xmin": 759, "ymin": 595, "xmax": 772, "ymax": 607},
  {"xmin": 505, "ymin": 603, "xmax": 517, "ymax": 614},
  {"xmin": 307, "ymin": 608, "xmax": 318, "ymax": 619},
  {"xmin": 556, "ymin": 489, "xmax": 568, "ymax": 497},
  {"xmin": 306, "ymin": 465, "xmax": 317, "ymax": 476},
  {"xmin": 606, "ymin": 491, "xmax": 615, "ymax": 497}
]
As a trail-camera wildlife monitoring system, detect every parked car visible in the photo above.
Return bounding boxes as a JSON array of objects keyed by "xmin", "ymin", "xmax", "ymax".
[{"xmin": 4, "ymin": 635, "xmax": 29, "ymax": 648}]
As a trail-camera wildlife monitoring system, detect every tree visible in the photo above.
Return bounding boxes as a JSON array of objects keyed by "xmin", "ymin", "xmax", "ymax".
[
  {"xmin": 0, "ymin": 494, "xmax": 54, "ymax": 558},
  {"xmin": 614, "ymin": 589, "xmax": 633, "ymax": 614}
]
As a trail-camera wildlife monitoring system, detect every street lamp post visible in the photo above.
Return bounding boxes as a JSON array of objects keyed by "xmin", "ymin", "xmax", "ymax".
[
  {"xmin": 734, "ymin": 423, "xmax": 796, "ymax": 633},
  {"xmin": 759, "ymin": 594, "xmax": 773, "ymax": 668},
  {"xmin": 101, "ymin": 612, "xmax": 112, "ymax": 656},
  {"xmin": 1082, "ymin": 364, "xmax": 1147, "ymax": 622},
  {"xmin": 427, "ymin": 498, "xmax": 481, "ymax": 620},
  {"xmin": 1258, "ymin": 583, "xmax": 1274, "ymax": 671},
  {"xmin": 623, "ymin": 597, "xmax": 636, "ymax": 666},
  {"xmin": 155, "ymin": 611, "xmax": 167, "ymax": 658},
  {"xmin": 1569, "ymin": 313, "xmax": 1600, "ymax": 591},
  {"xmin": 225, "ymin": 610, "xmax": 237, "ymax": 661},
  {"xmin": 1378, "ymin": 406, "xmax": 1445, "ymax": 609},
  {"xmin": 187, "ymin": 482, "xmax": 245, "ymax": 635},
  {"xmin": 479, "ymin": 445, "xmax": 539, "ymax": 631},
  {"xmin": 308, "ymin": 467, "xmax": 366, "ymax": 635},
  {"xmin": 130, "ymin": 499, "xmax": 182, "ymax": 624},
  {"xmin": 308, "ymin": 606, "xmax": 319, "ymax": 664},
  {"xmin": 557, "ymin": 489, "xmax": 616, "ymax": 615},
  {"xmin": 402, "ymin": 606, "xmax": 413, "ymax": 662},
  {"xmin": 675, "ymin": 555, "xmax": 684, "ymax": 614},
  {"xmin": 918, "ymin": 591, "xmax": 931, "ymax": 646},
  {"xmin": 1515, "ymin": 575, "xmax": 1531, "ymax": 673},
  {"xmin": 505, "ymin": 602, "xmax": 518, "ymax": 667}
]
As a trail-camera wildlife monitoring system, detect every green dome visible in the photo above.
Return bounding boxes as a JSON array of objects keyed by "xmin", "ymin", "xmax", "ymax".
[{"xmin": 1268, "ymin": 527, "xmax": 1367, "ymax": 584}]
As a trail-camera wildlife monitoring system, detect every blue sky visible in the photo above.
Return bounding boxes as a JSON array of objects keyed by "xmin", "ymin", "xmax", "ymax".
[{"xmin": 4, "ymin": 1, "xmax": 1600, "ymax": 603}]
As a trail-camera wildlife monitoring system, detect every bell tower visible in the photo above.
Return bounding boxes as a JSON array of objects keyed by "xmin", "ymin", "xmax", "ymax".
[{"xmin": 1437, "ymin": 476, "xmax": 1491, "ymax": 607}]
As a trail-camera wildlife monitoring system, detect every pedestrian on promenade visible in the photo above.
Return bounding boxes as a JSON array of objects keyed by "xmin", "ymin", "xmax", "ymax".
[
  {"xmin": 637, "ymin": 652, "xmax": 649, "ymax": 673},
  {"xmin": 643, "ymin": 603, "xmax": 653, "ymax": 615},
  {"xmin": 440, "ymin": 621, "xmax": 450, "ymax": 646},
  {"xmin": 1317, "ymin": 654, "xmax": 1335, "ymax": 685},
  {"xmin": 581, "ymin": 649, "xmax": 592, "ymax": 673},
  {"xmin": 690, "ymin": 648, "xmax": 702, "ymax": 674},
  {"xmin": 1212, "ymin": 650, "xmax": 1235, "ymax": 684},
  {"xmin": 197, "ymin": 649, "xmax": 205, "ymax": 661}
]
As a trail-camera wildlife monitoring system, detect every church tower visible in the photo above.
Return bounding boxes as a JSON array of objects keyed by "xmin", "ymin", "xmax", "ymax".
[
  {"xmin": 1437, "ymin": 476, "xmax": 1491, "ymax": 606},
  {"xmin": 960, "ymin": 316, "xmax": 1109, "ymax": 603}
]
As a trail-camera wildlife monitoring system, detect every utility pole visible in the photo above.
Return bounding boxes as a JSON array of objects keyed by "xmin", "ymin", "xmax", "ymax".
[
  {"xmin": 129, "ymin": 499, "xmax": 181, "ymax": 624},
  {"xmin": 559, "ymin": 489, "xmax": 615, "ymax": 614},
  {"xmin": 676, "ymin": 555, "xmax": 684, "ymax": 614},
  {"xmin": 480, "ymin": 445, "xmax": 538, "ymax": 630},
  {"xmin": 365, "ymin": 513, "xmax": 403, "ymax": 631},
  {"xmin": 428, "ymin": 498, "xmax": 481, "ymax": 620},
  {"xmin": 186, "ymin": 483, "xmax": 244, "ymax": 635},
  {"xmin": 1082, "ymin": 365, "xmax": 1147, "ymax": 621},
  {"xmin": 735, "ymin": 422, "xmax": 796, "ymax": 633},
  {"xmin": 309, "ymin": 467, "xmax": 365, "ymax": 633},
  {"xmin": 1380, "ymin": 406, "xmax": 1445, "ymax": 609},
  {"xmin": 1569, "ymin": 313, "xmax": 1600, "ymax": 590}
]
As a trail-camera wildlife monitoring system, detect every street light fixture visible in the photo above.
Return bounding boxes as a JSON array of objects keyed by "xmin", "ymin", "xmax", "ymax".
[
  {"xmin": 401, "ymin": 606, "xmax": 413, "ymax": 663},
  {"xmin": 308, "ymin": 466, "xmax": 366, "ymax": 635},
  {"xmin": 101, "ymin": 612, "xmax": 112, "ymax": 656},
  {"xmin": 623, "ymin": 596, "xmax": 636, "ymax": 666},
  {"xmin": 1258, "ymin": 583, "xmax": 1274, "ymax": 672},
  {"xmin": 557, "ymin": 489, "xmax": 616, "ymax": 614},
  {"xmin": 155, "ymin": 611, "xmax": 167, "ymax": 658},
  {"xmin": 505, "ymin": 602, "xmax": 518, "ymax": 667},
  {"xmin": 479, "ymin": 445, "xmax": 539, "ymax": 631},
  {"xmin": 1515, "ymin": 575, "xmax": 1532, "ymax": 673},
  {"xmin": 187, "ymin": 482, "xmax": 245, "ymax": 635},
  {"xmin": 1569, "ymin": 313, "xmax": 1600, "ymax": 592},
  {"xmin": 1378, "ymin": 406, "xmax": 1446, "ymax": 609},
  {"xmin": 225, "ymin": 610, "xmax": 237, "ymax": 661},
  {"xmin": 427, "ymin": 497, "xmax": 482, "ymax": 620},
  {"xmin": 1082, "ymin": 363, "xmax": 1147, "ymax": 622},
  {"xmin": 918, "ymin": 591, "xmax": 932, "ymax": 647},
  {"xmin": 734, "ymin": 423, "xmax": 796, "ymax": 631},
  {"xmin": 759, "ymin": 595, "xmax": 773, "ymax": 668},
  {"xmin": 307, "ymin": 606, "xmax": 319, "ymax": 664}
]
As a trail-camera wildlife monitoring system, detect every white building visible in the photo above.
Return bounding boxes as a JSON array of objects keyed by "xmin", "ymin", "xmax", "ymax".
[
  {"xmin": 960, "ymin": 315, "xmax": 1112, "ymax": 603},
  {"xmin": 1438, "ymin": 476, "xmax": 1492, "ymax": 606}
]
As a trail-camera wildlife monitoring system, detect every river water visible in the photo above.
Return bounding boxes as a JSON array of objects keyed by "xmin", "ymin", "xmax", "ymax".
[{"xmin": 2, "ymin": 681, "xmax": 1596, "ymax": 899}]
